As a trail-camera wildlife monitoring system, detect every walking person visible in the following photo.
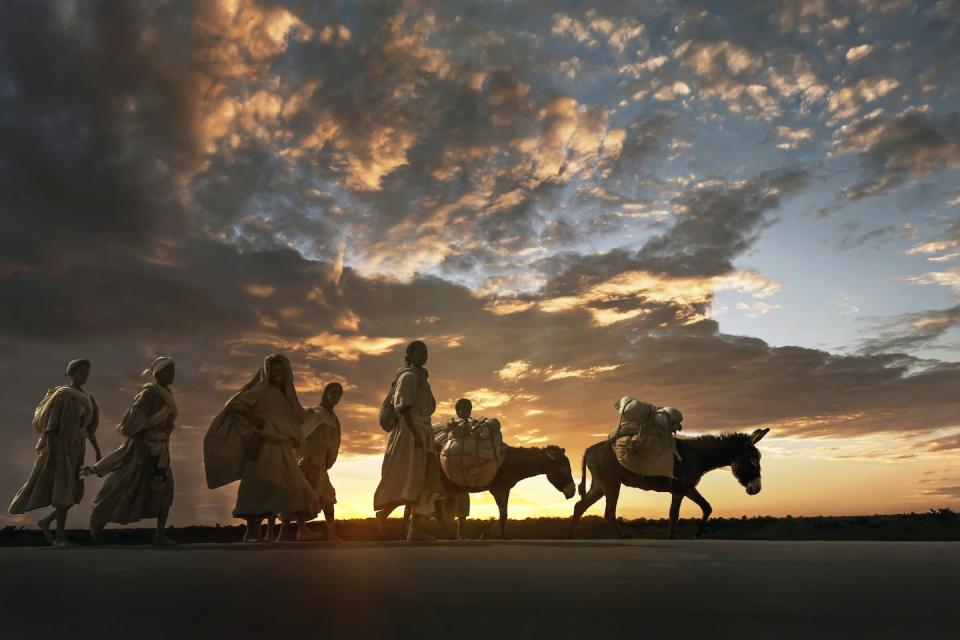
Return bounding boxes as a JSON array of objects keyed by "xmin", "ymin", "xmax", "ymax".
[
  {"xmin": 279, "ymin": 382, "xmax": 343, "ymax": 542},
  {"xmin": 86, "ymin": 357, "xmax": 178, "ymax": 546},
  {"xmin": 9, "ymin": 359, "xmax": 101, "ymax": 546},
  {"xmin": 204, "ymin": 354, "xmax": 317, "ymax": 543},
  {"xmin": 374, "ymin": 340, "xmax": 441, "ymax": 541}
]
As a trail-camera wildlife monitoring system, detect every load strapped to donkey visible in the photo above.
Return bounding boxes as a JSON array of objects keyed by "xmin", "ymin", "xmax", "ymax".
[
  {"xmin": 433, "ymin": 415, "xmax": 506, "ymax": 490},
  {"xmin": 609, "ymin": 396, "xmax": 683, "ymax": 479}
]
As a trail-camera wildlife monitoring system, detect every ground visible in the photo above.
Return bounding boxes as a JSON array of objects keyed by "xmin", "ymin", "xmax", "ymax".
[{"xmin": 2, "ymin": 539, "xmax": 957, "ymax": 639}]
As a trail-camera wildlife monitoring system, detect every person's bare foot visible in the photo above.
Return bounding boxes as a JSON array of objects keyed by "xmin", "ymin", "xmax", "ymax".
[
  {"xmin": 38, "ymin": 516, "xmax": 56, "ymax": 545},
  {"xmin": 53, "ymin": 537, "xmax": 76, "ymax": 548},
  {"xmin": 90, "ymin": 524, "xmax": 106, "ymax": 546},
  {"xmin": 326, "ymin": 530, "xmax": 342, "ymax": 543},
  {"xmin": 152, "ymin": 535, "xmax": 178, "ymax": 547}
]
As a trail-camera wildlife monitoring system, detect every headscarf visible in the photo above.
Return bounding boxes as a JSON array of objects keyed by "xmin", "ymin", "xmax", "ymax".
[
  {"xmin": 142, "ymin": 356, "xmax": 175, "ymax": 378},
  {"xmin": 65, "ymin": 359, "xmax": 91, "ymax": 376},
  {"xmin": 234, "ymin": 353, "xmax": 305, "ymax": 419}
]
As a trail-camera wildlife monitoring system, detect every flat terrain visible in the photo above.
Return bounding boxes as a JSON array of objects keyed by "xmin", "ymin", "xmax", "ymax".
[
  {"xmin": 4, "ymin": 511, "xmax": 960, "ymax": 545},
  {"xmin": 2, "ymin": 539, "xmax": 957, "ymax": 639}
]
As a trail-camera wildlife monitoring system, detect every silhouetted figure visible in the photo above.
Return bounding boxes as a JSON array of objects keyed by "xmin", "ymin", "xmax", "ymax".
[
  {"xmin": 204, "ymin": 354, "xmax": 317, "ymax": 543},
  {"xmin": 9, "ymin": 359, "xmax": 102, "ymax": 546},
  {"xmin": 569, "ymin": 428, "xmax": 770, "ymax": 539},
  {"xmin": 374, "ymin": 340, "xmax": 440, "ymax": 541},
  {"xmin": 279, "ymin": 382, "xmax": 343, "ymax": 542},
  {"xmin": 86, "ymin": 357, "xmax": 177, "ymax": 546}
]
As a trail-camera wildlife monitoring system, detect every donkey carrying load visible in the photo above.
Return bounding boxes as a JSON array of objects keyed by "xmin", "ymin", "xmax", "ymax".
[
  {"xmin": 568, "ymin": 396, "xmax": 769, "ymax": 539},
  {"xmin": 427, "ymin": 399, "xmax": 576, "ymax": 539}
]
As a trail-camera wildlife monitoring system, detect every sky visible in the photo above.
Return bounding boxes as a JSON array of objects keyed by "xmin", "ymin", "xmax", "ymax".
[{"xmin": 1, "ymin": 0, "xmax": 959, "ymax": 528}]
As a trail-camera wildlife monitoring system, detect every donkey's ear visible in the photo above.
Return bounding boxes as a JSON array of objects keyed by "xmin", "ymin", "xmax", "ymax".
[
  {"xmin": 750, "ymin": 428, "xmax": 770, "ymax": 444},
  {"xmin": 560, "ymin": 448, "xmax": 565, "ymax": 454}
]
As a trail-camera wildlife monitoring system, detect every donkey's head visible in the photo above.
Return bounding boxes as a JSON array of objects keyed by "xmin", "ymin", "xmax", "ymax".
[
  {"xmin": 729, "ymin": 428, "xmax": 769, "ymax": 495},
  {"xmin": 543, "ymin": 445, "xmax": 577, "ymax": 499}
]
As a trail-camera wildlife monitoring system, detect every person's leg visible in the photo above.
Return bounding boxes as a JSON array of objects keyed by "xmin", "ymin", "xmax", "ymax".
[
  {"xmin": 266, "ymin": 515, "xmax": 278, "ymax": 543},
  {"xmin": 276, "ymin": 516, "xmax": 290, "ymax": 542},
  {"xmin": 323, "ymin": 505, "xmax": 340, "ymax": 541},
  {"xmin": 295, "ymin": 514, "xmax": 321, "ymax": 541},
  {"xmin": 53, "ymin": 507, "xmax": 74, "ymax": 546},
  {"xmin": 89, "ymin": 519, "xmax": 106, "ymax": 545},
  {"xmin": 38, "ymin": 509, "xmax": 57, "ymax": 545},
  {"xmin": 153, "ymin": 506, "xmax": 176, "ymax": 545},
  {"xmin": 375, "ymin": 504, "xmax": 399, "ymax": 539},
  {"xmin": 243, "ymin": 518, "xmax": 265, "ymax": 542}
]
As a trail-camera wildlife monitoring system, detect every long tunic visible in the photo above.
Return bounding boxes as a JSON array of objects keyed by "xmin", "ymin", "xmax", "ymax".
[
  {"xmin": 298, "ymin": 406, "xmax": 340, "ymax": 513},
  {"xmin": 233, "ymin": 385, "xmax": 316, "ymax": 518},
  {"xmin": 89, "ymin": 385, "xmax": 175, "ymax": 526},
  {"xmin": 9, "ymin": 387, "xmax": 98, "ymax": 513},
  {"xmin": 373, "ymin": 367, "xmax": 439, "ymax": 515}
]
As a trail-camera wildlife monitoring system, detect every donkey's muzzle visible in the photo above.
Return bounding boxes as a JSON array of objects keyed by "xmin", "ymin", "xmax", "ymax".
[
  {"xmin": 745, "ymin": 478, "xmax": 762, "ymax": 495},
  {"xmin": 562, "ymin": 481, "xmax": 576, "ymax": 500}
]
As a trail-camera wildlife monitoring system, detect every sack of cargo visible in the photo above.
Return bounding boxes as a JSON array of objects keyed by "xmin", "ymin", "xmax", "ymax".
[
  {"xmin": 613, "ymin": 428, "xmax": 678, "ymax": 479},
  {"xmin": 614, "ymin": 396, "xmax": 657, "ymax": 426},
  {"xmin": 378, "ymin": 367, "xmax": 419, "ymax": 432},
  {"xmin": 609, "ymin": 397, "xmax": 682, "ymax": 479},
  {"xmin": 435, "ymin": 417, "xmax": 506, "ymax": 489}
]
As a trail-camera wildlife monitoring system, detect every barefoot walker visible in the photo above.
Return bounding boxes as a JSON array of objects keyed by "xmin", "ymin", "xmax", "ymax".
[
  {"xmin": 9, "ymin": 359, "xmax": 101, "ymax": 546},
  {"xmin": 86, "ymin": 357, "xmax": 178, "ymax": 546}
]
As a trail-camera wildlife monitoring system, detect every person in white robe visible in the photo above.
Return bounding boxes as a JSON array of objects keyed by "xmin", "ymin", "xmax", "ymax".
[
  {"xmin": 279, "ymin": 382, "xmax": 343, "ymax": 542},
  {"xmin": 86, "ymin": 357, "xmax": 178, "ymax": 546},
  {"xmin": 374, "ymin": 340, "xmax": 441, "ymax": 541},
  {"xmin": 203, "ymin": 354, "xmax": 317, "ymax": 543},
  {"xmin": 9, "ymin": 359, "xmax": 101, "ymax": 546}
]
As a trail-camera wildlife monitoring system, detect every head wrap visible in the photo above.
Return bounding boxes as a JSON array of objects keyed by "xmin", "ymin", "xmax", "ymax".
[
  {"xmin": 234, "ymin": 354, "xmax": 305, "ymax": 418},
  {"xmin": 142, "ymin": 356, "xmax": 175, "ymax": 378},
  {"xmin": 65, "ymin": 359, "xmax": 91, "ymax": 376}
]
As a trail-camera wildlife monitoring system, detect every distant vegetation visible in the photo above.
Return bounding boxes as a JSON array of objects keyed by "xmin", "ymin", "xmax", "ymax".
[{"xmin": 3, "ymin": 509, "xmax": 958, "ymax": 546}]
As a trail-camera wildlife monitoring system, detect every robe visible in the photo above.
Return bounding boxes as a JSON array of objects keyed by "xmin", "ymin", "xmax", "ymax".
[
  {"xmin": 9, "ymin": 386, "xmax": 98, "ymax": 513},
  {"xmin": 298, "ymin": 406, "xmax": 340, "ymax": 513},
  {"xmin": 232, "ymin": 385, "xmax": 316, "ymax": 518},
  {"xmin": 89, "ymin": 384, "xmax": 176, "ymax": 526},
  {"xmin": 373, "ymin": 366, "xmax": 440, "ymax": 515}
]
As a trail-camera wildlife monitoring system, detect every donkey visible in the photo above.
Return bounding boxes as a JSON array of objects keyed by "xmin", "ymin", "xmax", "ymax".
[
  {"xmin": 568, "ymin": 428, "xmax": 769, "ymax": 539},
  {"xmin": 433, "ymin": 444, "xmax": 576, "ymax": 540}
]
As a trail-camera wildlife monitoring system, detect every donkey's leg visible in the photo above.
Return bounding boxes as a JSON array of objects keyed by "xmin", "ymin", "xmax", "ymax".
[
  {"xmin": 567, "ymin": 483, "xmax": 605, "ymax": 539},
  {"xmin": 685, "ymin": 488, "xmax": 713, "ymax": 539},
  {"xmin": 603, "ymin": 482, "xmax": 624, "ymax": 538},
  {"xmin": 494, "ymin": 489, "xmax": 510, "ymax": 539},
  {"xmin": 666, "ymin": 492, "xmax": 684, "ymax": 539}
]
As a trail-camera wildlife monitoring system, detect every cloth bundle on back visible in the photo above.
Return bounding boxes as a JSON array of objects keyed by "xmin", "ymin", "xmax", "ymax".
[
  {"xmin": 434, "ymin": 417, "xmax": 505, "ymax": 490},
  {"xmin": 608, "ymin": 396, "xmax": 682, "ymax": 479}
]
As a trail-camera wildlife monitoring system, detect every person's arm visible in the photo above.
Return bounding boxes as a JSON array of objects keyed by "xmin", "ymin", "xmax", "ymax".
[
  {"xmin": 88, "ymin": 396, "xmax": 102, "ymax": 461},
  {"xmin": 89, "ymin": 433, "xmax": 102, "ymax": 462}
]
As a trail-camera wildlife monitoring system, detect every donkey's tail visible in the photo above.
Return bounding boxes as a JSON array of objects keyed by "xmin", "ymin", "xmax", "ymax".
[{"xmin": 578, "ymin": 448, "xmax": 589, "ymax": 498}]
